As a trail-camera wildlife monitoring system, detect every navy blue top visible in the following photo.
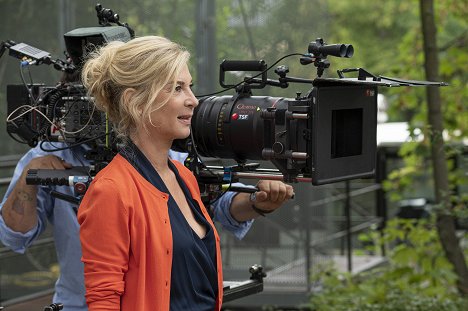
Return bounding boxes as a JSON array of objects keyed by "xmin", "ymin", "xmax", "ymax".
[{"xmin": 120, "ymin": 142, "xmax": 217, "ymax": 311}]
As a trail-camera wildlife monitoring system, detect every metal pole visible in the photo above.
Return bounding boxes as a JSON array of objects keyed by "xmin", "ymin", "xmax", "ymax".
[
  {"xmin": 376, "ymin": 148, "xmax": 387, "ymax": 256},
  {"xmin": 57, "ymin": 0, "xmax": 75, "ymax": 54},
  {"xmin": 58, "ymin": 0, "xmax": 66, "ymax": 52},
  {"xmin": 304, "ymin": 204, "xmax": 311, "ymax": 291},
  {"xmin": 345, "ymin": 180, "xmax": 352, "ymax": 272},
  {"xmin": 195, "ymin": 0, "xmax": 216, "ymax": 95}
]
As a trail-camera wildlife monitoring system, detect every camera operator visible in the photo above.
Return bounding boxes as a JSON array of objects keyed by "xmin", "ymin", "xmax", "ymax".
[{"xmin": 0, "ymin": 53, "xmax": 294, "ymax": 311}]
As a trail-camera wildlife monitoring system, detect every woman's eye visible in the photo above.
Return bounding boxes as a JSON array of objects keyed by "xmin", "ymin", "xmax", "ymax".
[{"xmin": 175, "ymin": 85, "xmax": 182, "ymax": 92}]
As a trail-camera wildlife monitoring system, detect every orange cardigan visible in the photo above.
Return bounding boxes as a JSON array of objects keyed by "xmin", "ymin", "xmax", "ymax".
[{"xmin": 78, "ymin": 154, "xmax": 223, "ymax": 310}]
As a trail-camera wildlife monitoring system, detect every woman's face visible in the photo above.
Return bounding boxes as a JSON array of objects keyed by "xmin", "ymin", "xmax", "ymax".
[{"xmin": 146, "ymin": 64, "xmax": 198, "ymax": 142}]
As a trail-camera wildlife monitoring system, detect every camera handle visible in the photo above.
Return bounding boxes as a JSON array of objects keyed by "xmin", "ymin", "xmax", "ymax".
[
  {"xmin": 223, "ymin": 265, "xmax": 266, "ymax": 303},
  {"xmin": 43, "ymin": 303, "xmax": 63, "ymax": 311},
  {"xmin": 245, "ymin": 65, "xmax": 314, "ymax": 89},
  {"xmin": 184, "ymin": 147, "xmax": 262, "ymax": 205},
  {"xmin": 26, "ymin": 167, "xmax": 92, "ymax": 208}
]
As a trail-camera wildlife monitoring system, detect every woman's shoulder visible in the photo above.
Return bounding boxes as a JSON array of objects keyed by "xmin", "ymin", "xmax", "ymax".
[
  {"xmin": 93, "ymin": 154, "xmax": 165, "ymax": 195},
  {"xmin": 95, "ymin": 153, "xmax": 131, "ymax": 175},
  {"xmin": 90, "ymin": 154, "xmax": 136, "ymax": 188}
]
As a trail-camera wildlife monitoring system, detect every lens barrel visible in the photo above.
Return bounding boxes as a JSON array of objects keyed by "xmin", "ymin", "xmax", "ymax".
[{"xmin": 192, "ymin": 96, "xmax": 289, "ymax": 160}]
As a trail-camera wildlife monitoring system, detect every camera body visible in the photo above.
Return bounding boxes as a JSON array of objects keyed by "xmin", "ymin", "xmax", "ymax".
[
  {"xmin": 3, "ymin": 24, "xmax": 132, "ymax": 165},
  {"xmin": 7, "ymin": 83, "xmax": 108, "ymax": 148},
  {"xmin": 182, "ymin": 58, "xmax": 445, "ymax": 186},
  {"xmin": 2, "ymin": 17, "xmax": 446, "ymax": 187},
  {"xmin": 192, "ymin": 80, "xmax": 377, "ymax": 185}
]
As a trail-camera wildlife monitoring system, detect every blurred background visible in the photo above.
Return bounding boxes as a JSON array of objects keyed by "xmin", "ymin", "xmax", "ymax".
[{"xmin": 0, "ymin": 0, "xmax": 466, "ymax": 310}]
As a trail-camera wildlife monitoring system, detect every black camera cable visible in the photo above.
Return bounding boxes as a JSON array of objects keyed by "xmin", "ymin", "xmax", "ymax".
[{"xmin": 185, "ymin": 127, "xmax": 234, "ymax": 206}]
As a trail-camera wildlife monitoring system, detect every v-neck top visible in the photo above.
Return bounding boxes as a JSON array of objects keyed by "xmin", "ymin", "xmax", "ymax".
[
  {"xmin": 120, "ymin": 142, "xmax": 217, "ymax": 310},
  {"xmin": 78, "ymin": 147, "xmax": 223, "ymax": 311}
]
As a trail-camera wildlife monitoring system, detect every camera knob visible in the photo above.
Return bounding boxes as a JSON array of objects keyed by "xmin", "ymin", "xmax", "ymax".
[
  {"xmin": 74, "ymin": 182, "xmax": 88, "ymax": 195},
  {"xmin": 272, "ymin": 142, "xmax": 284, "ymax": 154}
]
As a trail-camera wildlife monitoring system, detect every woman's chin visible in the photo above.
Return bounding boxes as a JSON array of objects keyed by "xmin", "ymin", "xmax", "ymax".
[{"xmin": 175, "ymin": 131, "xmax": 191, "ymax": 140}]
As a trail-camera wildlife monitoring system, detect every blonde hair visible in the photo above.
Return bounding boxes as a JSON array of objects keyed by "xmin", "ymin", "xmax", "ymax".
[{"xmin": 81, "ymin": 36, "xmax": 190, "ymax": 140}]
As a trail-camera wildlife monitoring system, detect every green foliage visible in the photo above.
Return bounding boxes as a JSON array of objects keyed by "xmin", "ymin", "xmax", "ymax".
[
  {"xmin": 379, "ymin": 0, "xmax": 468, "ymax": 214},
  {"xmin": 387, "ymin": 0, "xmax": 467, "ymax": 135},
  {"xmin": 311, "ymin": 291, "xmax": 468, "ymax": 311},
  {"xmin": 325, "ymin": 0, "xmax": 418, "ymax": 76},
  {"xmin": 309, "ymin": 218, "xmax": 468, "ymax": 311}
]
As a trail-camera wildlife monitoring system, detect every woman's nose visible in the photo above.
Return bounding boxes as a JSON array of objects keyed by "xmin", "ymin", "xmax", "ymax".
[{"xmin": 185, "ymin": 90, "xmax": 198, "ymax": 107}]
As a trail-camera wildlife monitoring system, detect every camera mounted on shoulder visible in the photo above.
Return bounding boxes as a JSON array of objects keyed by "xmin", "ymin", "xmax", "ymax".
[
  {"xmin": 173, "ymin": 38, "xmax": 446, "ymax": 203},
  {"xmin": 0, "ymin": 4, "xmax": 133, "ymax": 201},
  {"xmin": 1, "ymin": 4, "xmax": 447, "ymax": 205}
]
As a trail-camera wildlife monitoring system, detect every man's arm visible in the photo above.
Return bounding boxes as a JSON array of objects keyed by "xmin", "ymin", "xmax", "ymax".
[
  {"xmin": 167, "ymin": 150, "xmax": 294, "ymax": 236},
  {"xmin": 228, "ymin": 180, "xmax": 295, "ymax": 222},
  {"xmin": 1, "ymin": 155, "xmax": 71, "ymax": 233}
]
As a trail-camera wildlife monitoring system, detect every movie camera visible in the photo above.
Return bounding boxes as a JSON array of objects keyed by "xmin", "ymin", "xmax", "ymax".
[
  {"xmin": 175, "ymin": 40, "xmax": 446, "ymax": 202},
  {"xmin": 0, "ymin": 4, "xmax": 133, "ymax": 199},
  {"xmin": 1, "ymin": 5, "xmax": 446, "ymax": 204}
]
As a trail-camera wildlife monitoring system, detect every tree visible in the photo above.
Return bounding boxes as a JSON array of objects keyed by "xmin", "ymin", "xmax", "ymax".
[
  {"xmin": 419, "ymin": 0, "xmax": 468, "ymax": 295},
  {"xmin": 324, "ymin": 0, "xmax": 467, "ymax": 296},
  {"xmin": 326, "ymin": 0, "xmax": 467, "ymax": 297}
]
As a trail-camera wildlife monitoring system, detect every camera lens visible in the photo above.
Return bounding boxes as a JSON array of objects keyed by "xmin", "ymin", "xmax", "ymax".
[{"xmin": 192, "ymin": 96, "xmax": 289, "ymax": 161}]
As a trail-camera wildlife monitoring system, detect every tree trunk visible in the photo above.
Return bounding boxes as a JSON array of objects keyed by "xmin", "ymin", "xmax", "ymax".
[{"xmin": 419, "ymin": 0, "xmax": 468, "ymax": 296}]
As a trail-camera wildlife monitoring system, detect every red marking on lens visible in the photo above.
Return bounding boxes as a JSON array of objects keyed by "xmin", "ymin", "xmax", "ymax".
[{"xmin": 231, "ymin": 113, "xmax": 239, "ymax": 120}]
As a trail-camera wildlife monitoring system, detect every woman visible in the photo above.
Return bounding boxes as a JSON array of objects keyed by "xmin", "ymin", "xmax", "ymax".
[{"xmin": 78, "ymin": 36, "xmax": 223, "ymax": 310}]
